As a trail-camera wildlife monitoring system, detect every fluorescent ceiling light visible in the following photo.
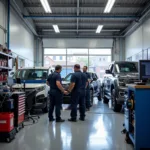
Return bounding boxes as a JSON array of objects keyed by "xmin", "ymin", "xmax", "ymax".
[
  {"xmin": 40, "ymin": 0, "xmax": 52, "ymax": 13},
  {"xmin": 53, "ymin": 25, "xmax": 60, "ymax": 33},
  {"xmin": 96, "ymin": 25, "xmax": 103, "ymax": 33},
  {"xmin": 104, "ymin": 0, "xmax": 115, "ymax": 13}
]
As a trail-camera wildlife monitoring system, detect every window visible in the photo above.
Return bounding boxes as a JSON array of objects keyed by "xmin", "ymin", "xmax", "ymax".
[
  {"xmin": 60, "ymin": 56, "xmax": 63, "ymax": 60},
  {"xmin": 44, "ymin": 48, "xmax": 111, "ymax": 78},
  {"xmin": 53, "ymin": 56, "xmax": 56, "ymax": 60},
  {"xmin": 15, "ymin": 69, "xmax": 48, "ymax": 80}
]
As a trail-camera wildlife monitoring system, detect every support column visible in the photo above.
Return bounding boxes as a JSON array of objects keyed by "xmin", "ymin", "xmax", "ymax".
[{"xmin": 112, "ymin": 38, "xmax": 125, "ymax": 61}]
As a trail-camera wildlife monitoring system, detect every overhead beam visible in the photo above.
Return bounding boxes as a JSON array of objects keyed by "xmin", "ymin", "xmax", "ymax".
[
  {"xmin": 23, "ymin": 3, "xmax": 145, "ymax": 8},
  {"xmin": 24, "ymin": 15, "xmax": 139, "ymax": 19},
  {"xmin": 122, "ymin": 1, "xmax": 150, "ymax": 36},
  {"xmin": 41, "ymin": 29, "xmax": 120, "ymax": 32},
  {"xmin": 35, "ymin": 22, "xmax": 129, "ymax": 26}
]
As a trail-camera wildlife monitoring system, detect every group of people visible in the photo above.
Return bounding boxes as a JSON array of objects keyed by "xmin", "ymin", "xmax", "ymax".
[{"xmin": 47, "ymin": 64, "xmax": 91, "ymax": 122}]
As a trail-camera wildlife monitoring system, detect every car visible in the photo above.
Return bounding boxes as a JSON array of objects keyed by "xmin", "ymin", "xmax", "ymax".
[
  {"xmin": 12, "ymin": 67, "xmax": 54, "ymax": 113},
  {"xmin": 62, "ymin": 72, "xmax": 101, "ymax": 105},
  {"xmin": 101, "ymin": 61, "xmax": 139, "ymax": 112}
]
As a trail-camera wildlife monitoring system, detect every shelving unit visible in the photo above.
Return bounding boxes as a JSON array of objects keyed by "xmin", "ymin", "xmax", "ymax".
[
  {"xmin": 0, "ymin": 51, "xmax": 14, "ymax": 59},
  {"xmin": 0, "ymin": 51, "xmax": 14, "ymax": 84},
  {"xmin": 125, "ymin": 85, "xmax": 150, "ymax": 150}
]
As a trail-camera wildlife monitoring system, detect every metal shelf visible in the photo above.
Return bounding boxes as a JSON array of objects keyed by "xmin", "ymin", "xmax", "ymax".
[
  {"xmin": 0, "ymin": 66, "xmax": 11, "ymax": 70},
  {"xmin": 0, "ymin": 51, "xmax": 14, "ymax": 58}
]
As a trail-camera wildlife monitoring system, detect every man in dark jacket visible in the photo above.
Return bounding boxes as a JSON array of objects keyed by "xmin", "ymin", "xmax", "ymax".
[
  {"xmin": 67, "ymin": 64, "xmax": 88, "ymax": 122},
  {"xmin": 47, "ymin": 65, "xmax": 68, "ymax": 122}
]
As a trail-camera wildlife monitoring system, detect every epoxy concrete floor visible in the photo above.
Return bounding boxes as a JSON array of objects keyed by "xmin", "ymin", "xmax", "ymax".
[{"xmin": 0, "ymin": 100, "xmax": 133, "ymax": 150}]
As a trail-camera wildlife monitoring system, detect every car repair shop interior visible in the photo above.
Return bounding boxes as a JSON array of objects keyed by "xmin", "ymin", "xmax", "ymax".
[{"xmin": 0, "ymin": 0, "xmax": 150, "ymax": 150}]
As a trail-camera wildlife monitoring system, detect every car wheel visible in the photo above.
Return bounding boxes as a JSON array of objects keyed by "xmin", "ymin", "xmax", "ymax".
[
  {"xmin": 111, "ymin": 89, "xmax": 122, "ymax": 112},
  {"xmin": 42, "ymin": 97, "xmax": 49, "ymax": 113},
  {"xmin": 90, "ymin": 90, "xmax": 94, "ymax": 106},
  {"xmin": 102, "ymin": 87, "xmax": 109, "ymax": 104}
]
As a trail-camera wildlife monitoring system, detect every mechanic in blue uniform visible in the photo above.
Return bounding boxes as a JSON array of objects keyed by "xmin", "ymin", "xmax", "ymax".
[
  {"xmin": 67, "ymin": 64, "xmax": 88, "ymax": 122},
  {"xmin": 83, "ymin": 66, "xmax": 92, "ymax": 111},
  {"xmin": 47, "ymin": 65, "xmax": 67, "ymax": 122}
]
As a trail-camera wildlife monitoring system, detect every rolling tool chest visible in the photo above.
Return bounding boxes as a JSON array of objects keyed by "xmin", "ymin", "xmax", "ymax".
[
  {"xmin": 125, "ymin": 85, "xmax": 150, "ymax": 150},
  {"xmin": 12, "ymin": 92, "xmax": 25, "ymax": 132}
]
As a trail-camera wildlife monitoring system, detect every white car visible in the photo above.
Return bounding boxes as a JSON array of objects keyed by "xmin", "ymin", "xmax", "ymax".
[{"xmin": 12, "ymin": 67, "xmax": 54, "ymax": 113}]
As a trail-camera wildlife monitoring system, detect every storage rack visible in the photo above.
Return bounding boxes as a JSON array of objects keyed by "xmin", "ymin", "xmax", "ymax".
[
  {"xmin": 0, "ymin": 51, "xmax": 14, "ymax": 84},
  {"xmin": 125, "ymin": 85, "xmax": 150, "ymax": 150},
  {"xmin": 12, "ymin": 92, "xmax": 25, "ymax": 132}
]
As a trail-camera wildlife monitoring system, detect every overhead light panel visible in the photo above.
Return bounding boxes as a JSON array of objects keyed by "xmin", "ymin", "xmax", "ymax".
[
  {"xmin": 40, "ymin": 0, "xmax": 52, "ymax": 13},
  {"xmin": 96, "ymin": 25, "xmax": 103, "ymax": 33},
  {"xmin": 53, "ymin": 25, "xmax": 60, "ymax": 33},
  {"xmin": 104, "ymin": 0, "xmax": 115, "ymax": 13}
]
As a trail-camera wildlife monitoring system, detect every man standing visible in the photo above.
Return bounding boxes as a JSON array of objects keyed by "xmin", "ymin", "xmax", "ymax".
[
  {"xmin": 83, "ymin": 66, "xmax": 92, "ymax": 111},
  {"xmin": 67, "ymin": 64, "xmax": 88, "ymax": 122},
  {"xmin": 47, "ymin": 65, "xmax": 67, "ymax": 122}
]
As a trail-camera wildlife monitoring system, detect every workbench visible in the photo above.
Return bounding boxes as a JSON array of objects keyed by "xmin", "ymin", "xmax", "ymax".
[{"xmin": 125, "ymin": 85, "xmax": 150, "ymax": 150}]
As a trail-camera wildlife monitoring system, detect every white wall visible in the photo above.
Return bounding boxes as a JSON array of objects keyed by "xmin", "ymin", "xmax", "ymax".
[
  {"xmin": 125, "ymin": 17, "xmax": 150, "ymax": 59},
  {"xmin": 10, "ymin": 8, "xmax": 35, "ymax": 67},
  {"xmin": 0, "ymin": 0, "xmax": 6, "ymax": 45},
  {"xmin": 43, "ymin": 38, "xmax": 113, "ymax": 48}
]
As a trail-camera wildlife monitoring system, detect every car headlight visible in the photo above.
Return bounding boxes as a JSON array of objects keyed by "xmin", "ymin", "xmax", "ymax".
[{"xmin": 118, "ymin": 79, "xmax": 126, "ymax": 86}]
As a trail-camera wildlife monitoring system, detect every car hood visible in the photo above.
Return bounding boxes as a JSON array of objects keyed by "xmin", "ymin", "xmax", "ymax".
[
  {"xmin": 118, "ymin": 72, "xmax": 139, "ymax": 83},
  {"xmin": 62, "ymin": 81, "xmax": 70, "ymax": 85},
  {"xmin": 118, "ymin": 72, "xmax": 139, "ymax": 78},
  {"xmin": 12, "ymin": 84, "xmax": 45, "ymax": 89}
]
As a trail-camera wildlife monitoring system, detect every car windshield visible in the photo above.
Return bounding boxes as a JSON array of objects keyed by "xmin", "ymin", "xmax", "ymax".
[
  {"xmin": 115, "ymin": 63, "xmax": 138, "ymax": 73},
  {"xmin": 14, "ymin": 69, "xmax": 48, "ymax": 80},
  {"xmin": 64, "ymin": 73, "xmax": 72, "ymax": 82}
]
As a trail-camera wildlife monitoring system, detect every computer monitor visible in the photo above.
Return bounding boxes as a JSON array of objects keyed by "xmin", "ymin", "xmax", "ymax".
[{"xmin": 139, "ymin": 60, "xmax": 150, "ymax": 82}]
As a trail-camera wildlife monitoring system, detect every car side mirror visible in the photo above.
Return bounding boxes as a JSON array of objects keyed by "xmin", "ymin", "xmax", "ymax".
[{"xmin": 105, "ymin": 70, "xmax": 111, "ymax": 74}]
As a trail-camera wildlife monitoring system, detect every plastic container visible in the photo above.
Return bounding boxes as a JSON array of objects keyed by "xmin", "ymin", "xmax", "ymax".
[{"xmin": 0, "ymin": 113, "xmax": 14, "ymax": 132}]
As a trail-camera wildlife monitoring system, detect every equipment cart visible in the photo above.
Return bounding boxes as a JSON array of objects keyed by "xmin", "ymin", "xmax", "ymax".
[{"xmin": 125, "ymin": 85, "xmax": 150, "ymax": 150}]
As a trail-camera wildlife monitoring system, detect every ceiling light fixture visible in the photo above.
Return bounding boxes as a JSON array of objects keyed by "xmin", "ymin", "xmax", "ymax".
[
  {"xmin": 53, "ymin": 25, "xmax": 60, "ymax": 33},
  {"xmin": 104, "ymin": 0, "xmax": 115, "ymax": 13},
  {"xmin": 96, "ymin": 25, "xmax": 103, "ymax": 33},
  {"xmin": 40, "ymin": 0, "xmax": 52, "ymax": 13}
]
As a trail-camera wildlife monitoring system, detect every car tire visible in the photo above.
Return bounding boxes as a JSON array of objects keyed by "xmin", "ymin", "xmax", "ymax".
[
  {"xmin": 42, "ymin": 97, "xmax": 49, "ymax": 113},
  {"xmin": 111, "ymin": 89, "xmax": 122, "ymax": 112},
  {"xmin": 102, "ymin": 87, "xmax": 109, "ymax": 104},
  {"xmin": 90, "ymin": 90, "xmax": 94, "ymax": 106}
]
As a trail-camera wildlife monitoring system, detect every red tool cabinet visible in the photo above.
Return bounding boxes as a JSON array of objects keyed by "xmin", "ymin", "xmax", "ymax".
[{"xmin": 12, "ymin": 92, "xmax": 25, "ymax": 131}]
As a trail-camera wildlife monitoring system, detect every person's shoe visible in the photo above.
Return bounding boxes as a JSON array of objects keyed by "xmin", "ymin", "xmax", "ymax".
[
  {"xmin": 56, "ymin": 119, "xmax": 65, "ymax": 122},
  {"xmin": 68, "ymin": 118, "xmax": 77, "ymax": 122},
  {"xmin": 79, "ymin": 118, "xmax": 85, "ymax": 121},
  {"xmin": 49, "ymin": 118, "xmax": 55, "ymax": 122}
]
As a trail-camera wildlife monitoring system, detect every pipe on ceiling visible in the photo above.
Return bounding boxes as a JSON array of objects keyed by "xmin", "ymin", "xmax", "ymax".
[{"xmin": 23, "ymin": 15, "xmax": 139, "ymax": 19}]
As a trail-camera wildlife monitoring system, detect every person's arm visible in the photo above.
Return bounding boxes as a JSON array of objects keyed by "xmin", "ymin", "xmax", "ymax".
[
  {"xmin": 88, "ymin": 73, "xmax": 92, "ymax": 83},
  {"xmin": 56, "ymin": 74, "xmax": 68, "ymax": 94},
  {"xmin": 46, "ymin": 80, "xmax": 49, "ymax": 86},
  {"xmin": 67, "ymin": 74, "xmax": 76, "ymax": 93}
]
